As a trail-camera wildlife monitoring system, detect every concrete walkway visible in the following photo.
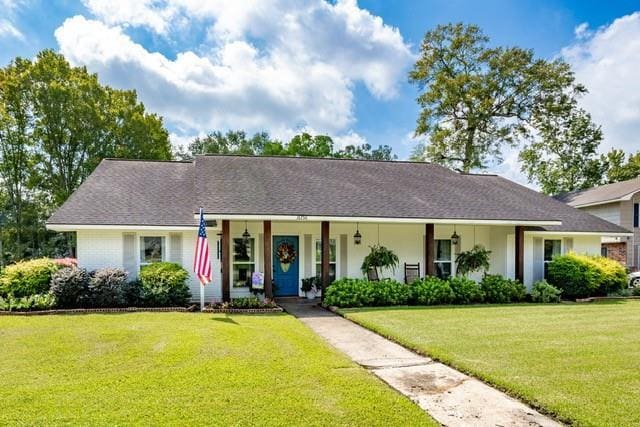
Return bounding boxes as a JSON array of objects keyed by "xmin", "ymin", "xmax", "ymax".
[{"xmin": 280, "ymin": 301, "xmax": 561, "ymax": 427}]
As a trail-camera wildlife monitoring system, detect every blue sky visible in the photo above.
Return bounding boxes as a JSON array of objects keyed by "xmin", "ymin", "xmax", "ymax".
[{"xmin": 1, "ymin": 1, "xmax": 639, "ymax": 184}]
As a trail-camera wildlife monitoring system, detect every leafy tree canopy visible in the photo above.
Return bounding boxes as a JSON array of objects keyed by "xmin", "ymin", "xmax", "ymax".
[
  {"xmin": 409, "ymin": 23, "xmax": 583, "ymax": 172},
  {"xmin": 184, "ymin": 130, "xmax": 396, "ymax": 161},
  {"xmin": 601, "ymin": 149, "xmax": 640, "ymax": 184},
  {"xmin": 0, "ymin": 50, "xmax": 171, "ymax": 261}
]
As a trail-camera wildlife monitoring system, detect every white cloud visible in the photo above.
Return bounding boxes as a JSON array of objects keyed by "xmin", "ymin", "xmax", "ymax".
[
  {"xmin": 333, "ymin": 130, "xmax": 367, "ymax": 150},
  {"xmin": 63, "ymin": 0, "xmax": 412, "ymax": 139},
  {"xmin": 562, "ymin": 12, "xmax": 640, "ymax": 154},
  {"xmin": 0, "ymin": 19, "xmax": 23, "ymax": 40}
]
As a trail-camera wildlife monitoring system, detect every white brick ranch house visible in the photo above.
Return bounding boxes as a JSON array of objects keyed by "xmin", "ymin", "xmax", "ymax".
[{"xmin": 46, "ymin": 155, "xmax": 631, "ymax": 301}]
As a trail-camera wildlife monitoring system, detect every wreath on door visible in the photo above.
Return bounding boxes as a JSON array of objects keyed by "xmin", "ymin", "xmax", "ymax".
[{"xmin": 276, "ymin": 241, "xmax": 297, "ymax": 272}]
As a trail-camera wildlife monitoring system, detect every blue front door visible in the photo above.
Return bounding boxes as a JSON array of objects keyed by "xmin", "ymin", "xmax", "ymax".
[{"xmin": 273, "ymin": 236, "xmax": 299, "ymax": 296}]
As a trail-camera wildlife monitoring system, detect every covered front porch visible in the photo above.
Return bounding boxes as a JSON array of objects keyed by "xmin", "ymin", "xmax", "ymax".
[{"xmin": 203, "ymin": 218, "xmax": 545, "ymax": 302}]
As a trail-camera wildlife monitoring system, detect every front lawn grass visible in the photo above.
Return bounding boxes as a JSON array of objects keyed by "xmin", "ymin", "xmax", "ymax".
[
  {"xmin": 341, "ymin": 301, "xmax": 640, "ymax": 426},
  {"xmin": 0, "ymin": 312, "xmax": 435, "ymax": 426}
]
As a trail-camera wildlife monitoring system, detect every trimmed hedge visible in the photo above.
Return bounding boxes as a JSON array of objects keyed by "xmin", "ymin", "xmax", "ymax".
[
  {"xmin": 139, "ymin": 262, "xmax": 190, "ymax": 307},
  {"xmin": 480, "ymin": 274, "xmax": 526, "ymax": 303},
  {"xmin": 530, "ymin": 280, "xmax": 562, "ymax": 303},
  {"xmin": 50, "ymin": 267, "xmax": 90, "ymax": 308},
  {"xmin": 0, "ymin": 258, "xmax": 59, "ymax": 298},
  {"xmin": 86, "ymin": 268, "xmax": 128, "ymax": 308},
  {"xmin": 410, "ymin": 277, "xmax": 454, "ymax": 305},
  {"xmin": 325, "ymin": 275, "xmax": 526, "ymax": 308},
  {"xmin": 547, "ymin": 253, "xmax": 627, "ymax": 299}
]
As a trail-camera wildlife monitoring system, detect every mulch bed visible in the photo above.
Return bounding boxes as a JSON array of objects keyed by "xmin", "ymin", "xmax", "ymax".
[{"xmin": 0, "ymin": 304, "xmax": 283, "ymax": 315}]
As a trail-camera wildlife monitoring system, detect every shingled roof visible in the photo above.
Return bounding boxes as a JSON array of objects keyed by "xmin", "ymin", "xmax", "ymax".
[
  {"xmin": 47, "ymin": 155, "xmax": 630, "ymax": 234},
  {"xmin": 556, "ymin": 177, "xmax": 640, "ymax": 207}
]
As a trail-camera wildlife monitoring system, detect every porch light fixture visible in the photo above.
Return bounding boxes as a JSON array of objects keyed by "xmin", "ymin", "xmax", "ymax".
[
  {"xmin": 353, "ymin": 223, "xmax": 362, "ymax": 245},
  {"xmin": 242, "ymin": 221, "xmax": 251, "ymax": 245},
  {"xmin": 451, "ymin": 226, "xmax": 460, "ymax": 246}
]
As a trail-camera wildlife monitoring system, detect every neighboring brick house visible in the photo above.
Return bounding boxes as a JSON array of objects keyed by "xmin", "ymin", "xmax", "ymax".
[{"xmin": 557, "ymin": 177, "xmax": 640, "ymax": 270}]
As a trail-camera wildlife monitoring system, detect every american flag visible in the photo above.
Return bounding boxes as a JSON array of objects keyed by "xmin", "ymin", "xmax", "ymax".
[{"xmin": 193, "ymin": 208, "xmax": 211, "ymax": 285}]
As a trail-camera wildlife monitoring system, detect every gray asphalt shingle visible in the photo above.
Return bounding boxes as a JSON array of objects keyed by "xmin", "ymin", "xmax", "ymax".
[{"xmin": 47, "ymin": 155, "xmax": 630, "ymax": 234}]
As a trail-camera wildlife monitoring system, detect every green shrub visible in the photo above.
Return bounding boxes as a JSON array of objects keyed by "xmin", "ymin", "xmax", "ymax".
[
  {"xmin": 50, "ymin": 267, "xmax": 89, "ymax": 308},
  {"xmin": 480, "ymin": 274, "xmax": 526, "ymax": 303},
  {"xmin": 0, "ymin": 258, "xmax": 59, "ymax": 298},
  {"xmin": 632, "ymin": 287, "xmax": 640, "ymax": 297},
  {"xmin": 547, "ymin": 253, "xmax": 627, "ymax": 299},
  {"xmin": 139, "ymin": 262, "xmax": 190, "ymax": 307},
  {"xmin": 530, "ymin": 280, "xmax": 562, "ymax": 303},
  {"xmin": 230, "ymin": 297, "xmax": 269, "ymax": 309},
  {"xmin": 449, "ymin": 276, "xmax": 484, "ymax": 304},
  {"xmin": 86, "ymin": 268, "xmax": 128, "ymax": 307},
  {"xmin": 323, "ymin": 278, "xmax": 375, "ymax": 307},
  {"xmin": 370, "ymin": 280, "xmax": 410, "ymax": 306},
  {"xmin": 122, "ymin": 279, "xmax": 144, "ymax": 306},
  {"xmin": 410, "ymin": 277, "xmax": 454, "ymax": 305},
  {"xmin": 0, "ymin": 292, "xmax": 56, "ymax": 311},
  {"xmin": 324, "ymin": 278, "xmax": 409, "ymax": 308}
]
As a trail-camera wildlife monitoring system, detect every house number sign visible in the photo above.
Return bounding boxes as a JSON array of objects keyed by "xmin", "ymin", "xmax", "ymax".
[{"xmin": 296, "ymin": 215, "xmax": 308, "ymax": 221}]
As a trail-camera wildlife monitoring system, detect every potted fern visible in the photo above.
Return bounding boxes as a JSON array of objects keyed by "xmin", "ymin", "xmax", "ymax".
[
  {"xmin": 361, "ymin": 245, "xmax": 399, "ymax": 279},
  {"xmin": 300, "ymin": 277, "xmax": 319, "ymax": 299},
  {"xmin": 455, "ymin": 244, "xmax": 492, "ymax": 277}
]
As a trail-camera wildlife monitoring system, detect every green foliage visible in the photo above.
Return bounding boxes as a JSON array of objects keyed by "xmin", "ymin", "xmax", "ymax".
[
  {"xmin": 520, "ymin": 106, "xmax": 604, "ymax": 195},
  {"xmin": 227, "ymin": 297, "xmax": 276, "ymax": 309},
  {"xmin": 547, "ymin": 253, "xmax": 627, "ymax": 299},
  {"xmin": 455, "ymin": 245, "xmax": 491, "ymax": 277},
  {"xmin": 0, "ymin": 50, "xmax": 172, "ymax": 261},
  {"xmin": 301, "ymin": 277, "xmax": 319, "ymax": 293},
  {"xmin": 480, "ymin": 274, "xmax": 526, "ymax": 303},
  {"xmin": 324, "ymin": 278, "xmax": 410, "ymax": 308},
  {"xmin": 361, "ymin": 245, "xmax": 400, "ymax": 278},
  {"xmin": 602, "ymin": 149, "xmax": 640, "ymax": 184},
  {"xmin": 139, "ymin": 262, "xmax": 190, "ymax": 307},
  {"xmin": 448, "ymin": 276, "xmax": 485, "ymax": 304},
  {"xmin": 530, "ymin": 280, "xmax": 562, "ymax": 303},
  {"xmin": 0, "ymin": 258, "xmax": 59, "ymax": 298},
  {"xmin": 409, "ymin": 23, "xmax": 581, "ymax": 172},
  {"xmin": 86, "ymin": 268, "xmax": 128, "ymax": 308},
  {"xmin": 185, "ymin": 130, "xmax": 396, "ymax": 161},
  {"xmin": 410, "ymin": 277, "xmax": 454, "ymax": 305},
  {"xmin": 0, "ymin": 292, "xmax": 56, "ymax": 311},
  {"xmin": 50, "ymin": 267, "xmax": 89, "ymax": 308}
]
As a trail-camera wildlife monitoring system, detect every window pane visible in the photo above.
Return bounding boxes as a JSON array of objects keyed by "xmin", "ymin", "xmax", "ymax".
[
  {"xmin": 233, "ymin": 238, "xmax": 254, "ymax": 262},
  {"xmin": 316, "ymin": 263, "xmax": 336, "ymax": 283},
  {"xmin": 315, "ymin": 239, "xmax": 336, "ymax": 263},
  {"xmin": 140, "ymin": 236, "xmax": 164, "ymax": 264},
  {"xmin": 544, "ymin": 240, "xmax": 561, "ymax": 261},
  {"xmin": 233, "ymin": 263, "xmax": 254, "ymax": 288},
  {"xmin": 435, "ymin": 240, "xmax": 451, "ymax": 261},
  {"xmin": 435, "ymin": 262, "xmax": 451, "ymax": 279}
]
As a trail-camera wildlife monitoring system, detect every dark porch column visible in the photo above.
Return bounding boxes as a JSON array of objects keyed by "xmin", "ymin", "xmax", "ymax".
[
  {"xmin": 515, "ymin": 225, "xmax": 524, "ymax": 283},
  {"xmin": 221, "ymin": 220, "xmax": 230, "ymax": 302},
  {"xmin": 263, "ymin": 220, "xmax": 273, "ymax": 300},
  {"xmin": 425, "ymin": 223, "xmax": 434, "ymax": 276},
  {"xmin": 321, "ymin": 221, "xmax": 330, "ymax": 301}
]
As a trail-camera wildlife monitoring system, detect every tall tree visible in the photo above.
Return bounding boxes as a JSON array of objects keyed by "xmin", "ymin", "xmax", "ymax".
[
  {"xmin": 29, "ymin": 50, "xmax": 171, "ymax": 205},
  {"xmin": 0, "ymin": 57, "xmax": 34, "ymax": 258},
  {"xmin": 601, "ymin": 149, "xmax": 640, "ymax": 183},
  {"xmin": 0, "ymin": 50, "xmax": 172, "ymax": 260},
  {"xmin": 409, "ymin": 23, "xmax": 582, "ymax": 172},
  {"xmin": 519, "ymin": 106, "xmax": 604, "ymax": 195}
]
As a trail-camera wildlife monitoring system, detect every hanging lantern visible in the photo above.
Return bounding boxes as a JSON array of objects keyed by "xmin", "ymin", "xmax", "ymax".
[
  {"xmin": 242, "ymin": 221, "xmax": 251, "ymax": 245},
  {"xmin": 451, "ymin": 226, "xmax": 460, "ymax": 246},
  {"xmin": 353, "ymin": 223, "xmax": 362, "ymax": 245}
]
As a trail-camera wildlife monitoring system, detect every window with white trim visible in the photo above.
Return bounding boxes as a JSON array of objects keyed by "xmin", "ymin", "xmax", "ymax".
[
  {"xmin": 233, "ymin": 238, "xmax": 255, "ymax": 288},
  {"xmin": 435, "ymin": 239, "xmax": 452, "ymax": 279},
  {"xmin": 315, "ymin": 239, "xmax": 336, "ymax": 283},
  {"xmin": 544, "ymin": 239, "xmax": 561, "ymax": 279},
  {"xmin": 140, "ymin": 236, "xmax": 165, "ymax": 266}
]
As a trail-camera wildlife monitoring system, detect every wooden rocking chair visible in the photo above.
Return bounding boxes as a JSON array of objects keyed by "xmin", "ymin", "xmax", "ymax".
[
  {"xmin": 404, "ymin": 263, "xmax": 420, "ymax": 284},
  {"xmin": 366, "ymin": 266, "xmax": 379, "ymax": 282}
]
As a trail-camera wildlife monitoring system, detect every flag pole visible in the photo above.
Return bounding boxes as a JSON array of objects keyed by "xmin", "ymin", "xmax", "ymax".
[{"xmin": 200, "ymin": 281, "xmax": 205, "ymax": 311}]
